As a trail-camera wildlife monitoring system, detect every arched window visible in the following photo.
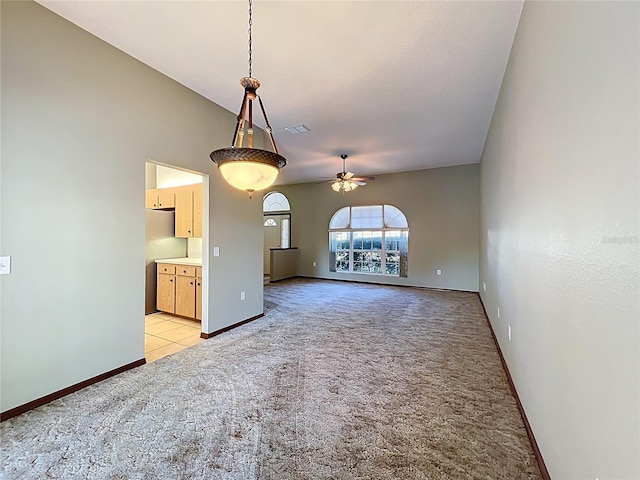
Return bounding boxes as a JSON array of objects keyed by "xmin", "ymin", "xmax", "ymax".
[
  {"xmin": 263, "ymin": 191, "xmax": 290, "ymax": 212},
  {"xmin": 264, "ymin": 218, "xmax": 277, "ymax": 227},
  {"xmin": 329, "ymin": 205, "xmax": 409, "ymax": 277}
]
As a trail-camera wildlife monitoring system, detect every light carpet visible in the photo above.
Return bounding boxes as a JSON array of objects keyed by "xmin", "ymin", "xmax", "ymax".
[{"xmin": 1, "ymin": 278, "xmax": 542, "ymax": 479}]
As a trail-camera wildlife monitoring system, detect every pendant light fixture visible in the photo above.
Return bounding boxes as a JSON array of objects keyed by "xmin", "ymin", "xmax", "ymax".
[{"xmin": 210, "ymin": 0, "xmax": 286, "ymax": 198}]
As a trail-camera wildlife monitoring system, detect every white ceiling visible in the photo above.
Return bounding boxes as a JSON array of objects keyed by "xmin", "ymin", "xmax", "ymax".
[{"xmin": 37, "ymin": 0, "xmax": 523, "ymax": 186}]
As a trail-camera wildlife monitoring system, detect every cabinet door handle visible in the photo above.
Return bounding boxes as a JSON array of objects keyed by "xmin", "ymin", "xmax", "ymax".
[
  {"xmin": 170, "ymin": 279, "xmax": 173, "ymax": 282},
  {"xmin": 190, "ymin": 281, "xmax": 193, "ymax": 285}
]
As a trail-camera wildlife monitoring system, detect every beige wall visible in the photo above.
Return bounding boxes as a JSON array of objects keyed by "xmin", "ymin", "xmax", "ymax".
[
  {"xmin": 275, "ymin": 164, "xmax": 480, "ymax": 291},
  {"xmin": 480, "ymin": 1, "xmax": 639, "ymax": 478},
  {"xmin": 270, "ymin": 249, "xmax": 298, "ymax": 282},
  {"xmin": 0, "ymin": 1, "xmax": 264, "ymax": 412}
]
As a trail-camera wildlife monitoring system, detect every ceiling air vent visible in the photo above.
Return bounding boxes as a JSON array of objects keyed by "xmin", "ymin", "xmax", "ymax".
[{"xmin": 285, "ymin": 124, "xmax": 310, "ymax": 135}]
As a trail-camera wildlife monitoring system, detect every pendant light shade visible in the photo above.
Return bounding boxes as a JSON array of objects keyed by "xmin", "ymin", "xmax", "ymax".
[
  {"xmin": 212, "ymin": 147, "xmax": 286, "ymax": 194},
  {"xmin": 209, "ymin": 1, "xmax": 286, "ymax": 198}
]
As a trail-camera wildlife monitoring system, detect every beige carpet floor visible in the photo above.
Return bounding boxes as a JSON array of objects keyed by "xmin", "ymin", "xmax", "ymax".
[{"xmin": 1, "ymin": 278, "xmax": 542, "ymax": 479}]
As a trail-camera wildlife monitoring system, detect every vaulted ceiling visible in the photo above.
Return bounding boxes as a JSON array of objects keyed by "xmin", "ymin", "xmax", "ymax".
[{"xmin": 37, "ymin": 1, "xmax": 523, "ymax": 186}]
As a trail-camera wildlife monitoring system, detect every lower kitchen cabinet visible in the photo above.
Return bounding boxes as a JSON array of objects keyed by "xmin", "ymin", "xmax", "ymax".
[
  {"xmin": 156, "ymin": 263, "xmax": 201, "ymax": 320},
  {"xmin": 195, "ymin": 267, "xmax": 202, "ymax": 321},
  {"xmin": 175, "ymin": 267, "xmax": 197, "ymax": 318},
  {"xmin": 157, "ymin": 272, "xmax": 175, "ymax": 313}
]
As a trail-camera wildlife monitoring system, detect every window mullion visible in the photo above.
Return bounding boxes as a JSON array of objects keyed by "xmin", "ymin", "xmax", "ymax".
[
  {"xmin": 381, "ymin": 231, "xmax": 386, "ymax": 274},
  {"xmin": 349, "ymin": 232, "xmax": 354, "ymax": 273}
]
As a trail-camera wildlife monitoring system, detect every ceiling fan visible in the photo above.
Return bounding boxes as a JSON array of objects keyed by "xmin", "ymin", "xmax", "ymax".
[{"xmin": 328, "ymin": 154, "xmax": 375, "ymax": 193}]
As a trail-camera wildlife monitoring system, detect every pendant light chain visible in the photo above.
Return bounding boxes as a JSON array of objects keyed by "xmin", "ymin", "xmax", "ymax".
[
  {"xmin": 248, "ymin": 0, "xmax": 253, "ymax": 78},
  {"xmin": 210, "ymin": 0, "xmax": 287, "ymax": 198}
]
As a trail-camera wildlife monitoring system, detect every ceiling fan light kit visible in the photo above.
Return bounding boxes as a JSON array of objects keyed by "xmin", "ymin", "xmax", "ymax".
[
  {"xmin": 209, "ymin": 0, "xmax": 286, "ymax": 198},
  {"xmin": 331, "ymin": 179, "xmax": 358, "ymax": 192}
]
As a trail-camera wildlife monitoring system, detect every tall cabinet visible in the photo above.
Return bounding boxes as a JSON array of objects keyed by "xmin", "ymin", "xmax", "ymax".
[{"xmin": 175, "ymin": 184, "xmax": 202, "ymax": 238}]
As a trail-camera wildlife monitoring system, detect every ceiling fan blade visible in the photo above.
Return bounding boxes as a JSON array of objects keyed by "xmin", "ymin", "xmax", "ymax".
[
  {"xmin": 354, "ymin": 181, "xmax": 367, "ymax": 186},
  {"xmin": 351, "ymin": 176, "xmax": 375, "ymax": 181},
  {"xmin": 344, "ymin": 171, "xmax": 355, "ymax": 180}
]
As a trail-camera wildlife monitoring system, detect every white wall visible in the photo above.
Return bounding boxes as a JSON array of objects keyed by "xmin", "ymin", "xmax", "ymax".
[
  {"xmin": 480, "ymin": 1, "xmax": 639, "ymax": 478},
  {"xmin": 1, "ymin": 1, "xmax": 264, "ymax": 412},
  {"xmin": 276, "ymin": 164, "xmax": 480, "ymax": 292}
]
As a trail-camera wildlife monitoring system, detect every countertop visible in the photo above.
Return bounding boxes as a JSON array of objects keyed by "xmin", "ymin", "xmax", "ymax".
[{"xmin": 155, "ymin": 257, "xmax": 202, "ymax": 266}]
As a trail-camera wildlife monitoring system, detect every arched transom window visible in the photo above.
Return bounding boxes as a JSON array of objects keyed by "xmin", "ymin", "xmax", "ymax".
[
  {"xmin": 329, "ymin": 205, "xmax": 409, "ymax": 277},
  {"xmin": 263, "ymin": 191, "xmax": 290, "ymax": 212}
]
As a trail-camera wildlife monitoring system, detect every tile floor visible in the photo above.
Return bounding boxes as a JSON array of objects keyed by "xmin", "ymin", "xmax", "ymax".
[{"xmin": 145, "ymin": 312, "xmax": 203, "ymax": 363}]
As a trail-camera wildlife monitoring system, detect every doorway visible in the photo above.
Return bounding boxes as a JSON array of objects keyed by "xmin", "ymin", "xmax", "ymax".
[
  {"xmin": 144, "ymin": 161, "xmax": 209, "ymax": 362},
  {"xmin": 263, "ymin": 213, "xmax": 291, "ymax": 275},
  {"xmin": 262, "ymin": 191, "xmax": 292, "ymax": 280}
]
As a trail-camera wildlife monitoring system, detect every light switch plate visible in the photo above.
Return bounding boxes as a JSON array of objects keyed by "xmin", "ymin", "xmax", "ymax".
[
  {"xmin": 0, "ymin": 256, "xmax": 11, "ymax": 275},
  {"xmin": 213, "ymin": 246, "xmax": 220, "ymax": 257}
]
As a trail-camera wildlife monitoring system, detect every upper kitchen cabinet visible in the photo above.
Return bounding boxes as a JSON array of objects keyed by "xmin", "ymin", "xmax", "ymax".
[
  {"xmin": 175, "ymin": 184, "xmax": 202, "ymax": 238},
  {"xmin": 146, "ymin": 188, "xmax": 175, "ymax": 209},
  {"xmin": 192, "ymin": 184, "xmax": 202, "ymax": 238}
]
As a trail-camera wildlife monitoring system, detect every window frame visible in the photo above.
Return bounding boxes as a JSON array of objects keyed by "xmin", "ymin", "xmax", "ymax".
[
  {"xmin": 263, "ymin": 191, "xmax": 292, "ymax": 249},
  {"xmin": 328, "ymin": 205, "xmax": 408, "ymax": 278},
  {"xmin": 263, "ymin": 191, "xmax": 291, "ymax": 213}
]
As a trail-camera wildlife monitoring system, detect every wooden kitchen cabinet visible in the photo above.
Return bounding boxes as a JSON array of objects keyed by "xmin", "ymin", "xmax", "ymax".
[
  {"xmin": 175, "ymin": 184, "xmax": 202, "ymax": 238},
  {"xmin": 175, "ymin": 274, "xmax": 196, "ymax": 318},
  {"xmin": 192, "ymin": 184, "xmax": 203, "ymax": 238},
  {"xmin": 156, "ymin": 263, "xmax": 201, "ymax": 320},
  {"xmin": 195, "ymin": 267, "xmax": 203, "ymax": 321},
  {"xmin": 146, "ymin": 184, "xmax": 202, "ymax": 237},
  {"xmin": 146, "ymin": 188, "xmax": 175, "ymax": 209},
  {"xmin": 157, "ymin": 269, "xmax": 176, "ymax": 313}
]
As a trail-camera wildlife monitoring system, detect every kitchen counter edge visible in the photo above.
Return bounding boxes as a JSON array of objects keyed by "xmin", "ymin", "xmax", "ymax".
[{"xmin": 155, "ymin": 257, "xmax": 202, "ymax": 267}]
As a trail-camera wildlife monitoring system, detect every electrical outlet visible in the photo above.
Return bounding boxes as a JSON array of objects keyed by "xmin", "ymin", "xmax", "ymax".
[
  {"xmin": 482, "ymin": 282, "xmax": 486, "ymax": 292},
  {"xmin": 213, "ymin": 246, "xmax": 220, "ymax": 257},
  {"xmin": 313, "ymin": 262, "xmax": 317, "ymax": 267},
  {"xmin": 0, "ymin": 256, "xmax": 10, "ymax": 275},
  {"xmin": 508, "ymin": 325, "xmax": 511, "ymax": 341},
  {"xmin": 240, "ymin": 291, "xmax": 246, "ymax": 300},
  {"xmin": 436, "ymin": 269, "xmax": 442, "ymax": 276}
]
